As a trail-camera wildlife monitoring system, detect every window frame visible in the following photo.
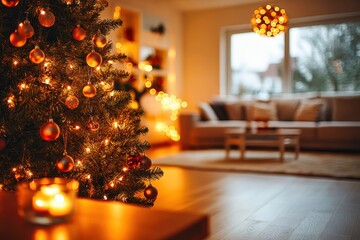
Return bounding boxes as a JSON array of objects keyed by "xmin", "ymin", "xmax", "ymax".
[{"xmin": 220, "ymin": 11, "xmax": 360, "ymax": 96}]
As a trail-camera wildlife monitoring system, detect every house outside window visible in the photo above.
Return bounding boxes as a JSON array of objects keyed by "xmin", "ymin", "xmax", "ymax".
[{"xmin": 225, "ymin": 15, "xmax": 360, "ymax": 97}]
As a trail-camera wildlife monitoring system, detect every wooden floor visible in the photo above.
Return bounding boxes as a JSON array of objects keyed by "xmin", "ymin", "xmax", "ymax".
[{"xmin": 148, "ymin": 144, "xmax": 360, "ymax": 240}]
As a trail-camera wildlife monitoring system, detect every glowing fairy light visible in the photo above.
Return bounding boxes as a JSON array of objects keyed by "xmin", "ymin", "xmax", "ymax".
[
  {"xmin": 104, "ymin": 138, "xmax": 110, "ymax": 145},
  {"xmin": 122, "ymin": 167, "xmax": 129, "ymax": 172},
  {"xmin": 86, "ymin": 174, "xmax": 91, "ymax": 180},
  {"xmin": 103, "ymin": 195, "xmax": 108, "ymax": 200},
  {"xmin": 110, "ymin": 182, "xmax": 114, "ymax": 188},
  {"xmin": 113, "ymin": 121, "xmax": 119, "ymax": 129},
  {"xmin": 85, "ymin": 147, "xmax": 91, "ymax": 154},
  {"xmin": 13, "ymin": 60, "xmax": 19, "ymax": 66}
]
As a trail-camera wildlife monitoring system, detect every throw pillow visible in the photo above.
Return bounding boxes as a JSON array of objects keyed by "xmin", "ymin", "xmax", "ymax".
[
  {"xmin": 272, "ymin": 99, "xmax": 300, "ymax": 121},
  {"xmin": 224, "ymin": 102, "xmax": 244, "ymax": 120},
  {"xmin": 198, "ymin": 102, "xmax": 218, "ymax": 121},
  {"xmin": 210, "ymin": 102, "xmax": 229, "ymax": 120},
  {"xmin": 252, "ymin": 102, "xmax": 278, "ymax": 121},
  {"xmin": 294, "ymin": 99, "xmax": 323, "ymax": 121}
]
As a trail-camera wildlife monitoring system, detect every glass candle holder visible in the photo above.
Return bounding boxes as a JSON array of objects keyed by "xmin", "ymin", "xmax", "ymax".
[{"xmin": 16, "ymin": 178, "xmax": 79, "ymax": 225}]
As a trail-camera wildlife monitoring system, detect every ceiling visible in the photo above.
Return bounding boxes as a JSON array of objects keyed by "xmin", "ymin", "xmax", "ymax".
[{"xmin": 152, "ymin": 0, "xmax": 268, "ymax": 12}]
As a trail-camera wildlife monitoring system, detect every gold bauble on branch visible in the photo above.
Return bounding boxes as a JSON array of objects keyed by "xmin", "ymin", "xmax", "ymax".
[
  {"xmin": 9, "ymin": 30, "xmax": 27, "ymax": 47},
  {"xmin": 18, "ymin": 20, "xmax": 34, "ymax": 38},
  {"xmin": 40, "ymin": 119, "xmax": 60, "ymax": 141},
  {"xmin": 72, "ymin": 25, "xmax": 86, "ymax": 41},
  {"xmin": 1, "ymin": 0, "xmax": 19, "ymax": 7},
  {"xmin": 38, "ymin": 9, "xmax": 56, "ymax": 27},
  {"xmin": 65, "ymin": 95, "xmax": 79, "ymax": 109},
  {"xmin": 56, "ymin": 154, "xmax": 74, "ymax": 172},
  {"xmin": 83, "ymin": 83, "xmax": 97, "ymax": 98},
  {"xmin": 87, "ymin": 119, "xmax": 100, "ymax": 132},
  {"xmin": 92, "ymin": 32, "xmax": 107, "ymax": 48},
  {"xmin": 29, "ymin": 46, "xmax": 45, "ymax": 64},
  {"xmin": 86, "ymin": 51, "xmax": 102, "ymax": 68},
  {"xmin": 251, "ymin": 4, "xmax": 288, "ymax": 37}
]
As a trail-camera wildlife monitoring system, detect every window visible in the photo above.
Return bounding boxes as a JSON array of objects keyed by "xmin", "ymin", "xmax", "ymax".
[{"xmin": 226, "ymin": 17, "xmax": 360, "ymax": 97}]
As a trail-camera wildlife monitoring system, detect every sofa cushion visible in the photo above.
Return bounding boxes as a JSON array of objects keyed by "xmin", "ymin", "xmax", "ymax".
[
  {"xmin": 267, "ymin": 121, "xmax": 317, "ymax": 140},
  {"xmin": 210, "ymin": 102, "xmax": 229, "ymax": 120},
  {"xmin": 252, "ymin": 102, "xmax": 278, "ymax": 121},
  {"xmin": 272, "ymin": 99, "xmax": 300, "ymax": 121},
  {"xmin": 198, "ymin": 102, "xmax": 218, "ymax": 121},
  {"xmin": 332, "ymin": 97, "xmax": 360, "ymax": 121},
  {"xmin": 224, "ymin": 102, "xmax": 244, "ymax": 120},
  {"xmin": 294, "ymin": 99, "xmax": 323, "ymax": 121}
]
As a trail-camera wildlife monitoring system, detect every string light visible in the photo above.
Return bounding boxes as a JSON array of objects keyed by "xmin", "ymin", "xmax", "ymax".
[
  {"xmin": 103, "ymin": 195, "xmax": 108, "ymax": 200},
  {"xmin": 104, "ymin": 138, "xmax": 110, "ymax": 145},
  {"xmin": 85, "ymin": 147, "xmax": 91, "ymax": 154},
  {"xmin": 13, "ymin": 60, "xmax": 19, "ymax": 66},
  {"xmin": 113, "ymin": 121, "xmax": 119, "ymax": 129},
  {"xmin": 122, "ymin": 167, "xmax": 129, "ymax": 172},
  {"xmin": 251, "ymin": 5, "xmax": 288, "ymax": 37},
  {"xmin": 86, "ymin": 174, "xmax": 91, "ymax": 180}
]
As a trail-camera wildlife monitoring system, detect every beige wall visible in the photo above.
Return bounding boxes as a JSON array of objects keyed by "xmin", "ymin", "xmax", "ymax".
[{"xmin": 182, "ymin": 0, "xmax": 360, "ymax": 110}]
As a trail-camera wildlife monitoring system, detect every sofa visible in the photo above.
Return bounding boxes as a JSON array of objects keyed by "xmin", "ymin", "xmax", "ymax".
[{"xmin": 179, "ymin": 92, "xmax": 360, "ymax": 151}]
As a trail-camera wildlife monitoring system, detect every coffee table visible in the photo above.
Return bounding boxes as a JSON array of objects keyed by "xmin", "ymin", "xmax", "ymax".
[{"xmin": 225, "ymin": 128, "xmax": 301, "ymax": 161}]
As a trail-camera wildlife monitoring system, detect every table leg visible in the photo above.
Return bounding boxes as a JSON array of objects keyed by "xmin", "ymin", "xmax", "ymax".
[
  {"xmin": 240, "ymin": 135, "xmax": 245, "ymax": 161},
  {"xmin": 295, "ymin": 136, "xmax": 300, "ymax": 160},
  {"xmin": 225, "ymin": 139, "xmax": 230, "ymax": 160},
  {"xmin": 279, "ymin": 136, "xmax": 285, "ymax": 161}
]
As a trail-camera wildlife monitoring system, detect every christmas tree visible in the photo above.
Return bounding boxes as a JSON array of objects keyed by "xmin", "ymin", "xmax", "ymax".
[{"xmin": 0, "ymin": 0, "xmax": 163, "ymax": 207}]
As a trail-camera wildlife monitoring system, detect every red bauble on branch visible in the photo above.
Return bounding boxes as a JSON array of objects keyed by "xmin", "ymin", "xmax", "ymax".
[
  {"xmin": 83, "ymin": 83, "xmax": 97, "ymax": 98},
  {"xmin": 18, "ymin": 20, "xmax": 34, "ymax": 39},
  {"xmin": 9, "ymin": 30, "xmax": 26, "ymax": 47},
  {"xmin": 29, "ymin": 46, "xmax": 45, "ymax": 64},
  {"xmin": 40, "ymin": 119, "xmax": 60, "ymax": 141},
  {"xmin": 127, "ymin": 155, "xmax": 140, "ymax": 169},
  {"xmin": 38, "ymin": 10, "xmax": 56, "ymax": 27},
  {"xmin": 86, "ymin": 51, "xmax": 102, "ymax": 68},
  {"xmin": 56, "ymin": 154, "xmax": 74, "ymax": 172},
  {"xmin": 92, "ymin": 32, "xmax": 107, "ymax": 48},
  {"xmin": 144, "ymin": 184, "xmax": 158, "ymax": 199},
  {"xmin": 1, "ymin": 0, "xmax": 19, "ymax": 7},
  {"xmin": 65, "ymin": 95, "xmax": 79, "ymax": 109},
  {"xmin": 72, "ymin": 25, "xmax": 86, "ymax": 41},
  {"xmin": 140, "ymin": 155, "xmax": 152, "ymax": 170}
]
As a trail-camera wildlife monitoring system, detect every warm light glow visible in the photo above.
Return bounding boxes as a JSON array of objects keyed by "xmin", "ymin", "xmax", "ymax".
[
  {"xmin": 87, "ymin": 174, "xmax": 91, "ymax": 180},
  {"xmin": 115, "ymin": 42, "xmax": 122, "ymax": 49},
  {"xmin": 103, "ymin": 195, "xmax": 108, "ymax": 200},
  {"xmin": 110, "ymin": 182, "xmax": 114, "ymax": 187},
  {"xmin": 85, "ymin": 147, "xmax": 91, "ymax": 154},
  {"xmin": 251, "ymin": 5, "xmax": 288, "ymax": 37},
  {"xmin": 113, "ymin": 121, "xmax": 119, "ymax": 129},
  {"xmin": 13, "ymin": 60, "xmax": 19, "ymax": 66},
  {"xmin": 96, "ymin": 66, "xmax": 101, "ymax": 71},
  {"xmin": 149, "ymin": 88, "xmax": 157, "ymax": 95},
  {"xmin": 40, "ymin": 10, "xmax": 46, "ymax": 15},
  {"xmin": 145, "ymin": 81, "xmax": 152, "ymax": 88},
  {"xmin": 113, "ymin": 6, "xmax": 121, "ymax": 20},
  {"xmin": 119, "ymin": 176, "xmax": 124, "ymax": 181},
  {"xmin": 108, "ymin": 60, "xmax": 114, "ymax": 64},
  {"xmin": 74, "ymin": 125, "xmax": 80, "ymax": 130},
  {"xmin": 104, "ymin": 138, "xmax": 110, "ymax": 145},
  {"xmin": 122, "ymin": 167, "xmax": 129, "ymax": 172}
]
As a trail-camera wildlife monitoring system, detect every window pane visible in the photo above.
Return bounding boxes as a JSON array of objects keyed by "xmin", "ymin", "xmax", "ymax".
[
  {"xmin": 290, "ymin": 23, "xmax": 360, "ymax": 92},
  {"xmin": 230, "ymin": 32, "xmax": 284, "ymax": 97}
]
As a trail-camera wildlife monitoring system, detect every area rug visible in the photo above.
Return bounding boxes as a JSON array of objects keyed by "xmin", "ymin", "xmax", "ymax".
[{"xmin": 152, "ymin": 149, "xmax": 360, "ymax": 179}]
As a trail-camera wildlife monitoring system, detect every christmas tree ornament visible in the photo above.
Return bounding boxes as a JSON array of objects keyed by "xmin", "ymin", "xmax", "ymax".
[
  {"xmin": 1, "ymin": 0, "xmax": 19, "ymax": 7},
  {"xmin": 72, "ymin": 25, "xmax": 86, "ymax": 41},
  {"xmin": 0, "ymin": 137, "xmax": 6, "ymax": 151},
  {"xmin": 101, "ymin": 81, "xmax": 114, "ymax": 92},
  {"xmin": 65, "ymin": 95, "xmax": 79, "ymax": 109},
  {"xmin": 9, "ymin": 30, "xmax": 27, "ymax": 47},
  {"xmin": 144, "ymin": 184, "xmax": 158, "ymax": 199},
  {"xmin": 56, "ymin": 154, "xmax": 74, "ymax": 172},
  {"xmin": 127, "ymin": 155, "xmax": 140, "ymax": 169},
  {"xmin": 40, "ymin": 119, "xmax": 60, "ymax": 141},
  {"xmin": 38, "ymin": 9, "xmax": 56, "ymax": 27},
  {"xmin": 83, "ymin": 83, "xmax": 97, "ymax": 98},
  {"xmin": 92, "ymin": 32, "xmax": 107, "ymax": 48},
  {"xmin": 140, "ymin": 155, "xmax": 152, "ymax": 170},
  {"xmin": 86, "ymin": 51, "xmax": 102, "ymax": 68},
  {"xmin": 29, "ymin": 46, "xmax": 45, "ymax": 64},
  {"xmin": 87, "ymin": 119, "xmax": 100, "ymax": 132},
  {"xmin": 18, "ymin": 19, "xmax": 34, "ymax": 38}
]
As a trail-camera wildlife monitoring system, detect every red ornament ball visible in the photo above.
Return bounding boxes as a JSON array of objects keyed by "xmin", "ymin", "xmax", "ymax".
[
  {"xmin": 83, "ymin": 84, "xmax": 97, "ymax": 98},
  {"xmin": 144, "ymin": 184, "xmax": 158, "ymax": 199},
  {"xmin": 0, "ymin": 138, "xmax": 6, "ymax": 151},
  {"xmin": 29, "ymin": 46, "xmax": 45, "ymax": 64},
  {"xmin": 72, "ymin": 25, "xmax": 86, "ymax": 41},
  {"xmin": 127, "ymin": 155, "xmax": 140, "ymax": 169},
  {"xmin": 38, "ymin": 10, "xmax": 56, "ymax": 27},
  {"xmin": 18, "ymin": 20, "xmax": 34, "ymax": 38},
  {"xmin": 56, "ymin": 154, "xmax": 74, "ymax": 172},
  {"xmin": 1, "ymin": 0, "xmax": 19, "ymax": 7},
  {"xmin": 65, "ymin": 95, "xmax": 79, "ymax": 109},
  {"xmin": 92, "ymin": 32, "xmax": 107, "ymax": 48},
  {"xmin": 140, "ymin": 155, "xmax": 152, "ymax": 170},
  {"xmin": 9, "ymin": 30, "xmax": 26, "ymax": 47},
  {"xmin": 86, "ymin": 51, "xmax": 102, "ymax": 68},
  {"xmin": 40, "ymin": 120, "xmax": 60, "ymax": 141},
  {"xmin": 87, "ymin": 119, "xmax": 100, "ymax": 132}
]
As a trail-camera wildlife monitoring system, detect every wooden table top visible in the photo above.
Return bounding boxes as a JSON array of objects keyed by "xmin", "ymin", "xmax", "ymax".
[
  {"xmin": 0, "ymin": 191, "xmax": 209, "ymax": 240},
  {"xmin": 226, "ymin": 128, "xmax": 301, "ymax": 137}
]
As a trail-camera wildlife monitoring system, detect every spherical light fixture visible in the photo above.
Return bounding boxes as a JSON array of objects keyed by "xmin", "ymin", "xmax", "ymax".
[{"xmin": 251, "ymin": 5, "xmax": 288, "ymax": 37}]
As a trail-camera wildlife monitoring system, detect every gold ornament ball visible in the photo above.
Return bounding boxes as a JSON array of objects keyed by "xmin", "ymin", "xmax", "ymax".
[
  {"xmin": 0, "ymin": 138, "xmax": 6, "ymax": 151},
  {"xmin": 86, "ymin": 51, "xmax": 102, "ymax": 68},
  {"xmin": 93, "ymin": 32, "xmax": 107, "ymax": 48},
  {"xmin": 10, "ymin": 30, "xmax": 27, "ymax": 47},
  {"xmin": 87, "ymin": 119, "xmax": 100, "ymax": 132},
  {"xmin": 56, "ymin": 155, "xmax": 74, "ymax": 172},
  {"xmin": 1, "ymin": 0, "xmax": 19, "ymax": 7},
  {"xmin": 29, "ymin": 46, "xmax": 45, "ymax": 64},
  {"xmin": 102, "ymin": 81, "xmax": 114, "ymax": 92},
  {"xmin": 144, "ymin": 184, "xmax": 158, "ymax": 199},
  {"xmin": 65, "ymin": 95, "xmax": 79, "ymax": 109},
  {"xmin": 72, "ymin": 25, "xmax": 86, "ymax": 41},
  {"xmin": 18, "ymin": 20, "xmax": 34, "ymax": 38},
  {"xmin": 83, "ymin": 84, "xmax": 97, "ymax": 98},
  {"xmin": 38, "ymin": 10, "xmax": 56, "ymax": 27},
  {"xmin": 40, "ymin": 120, "xmax": 60, "ymax": 141}
]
